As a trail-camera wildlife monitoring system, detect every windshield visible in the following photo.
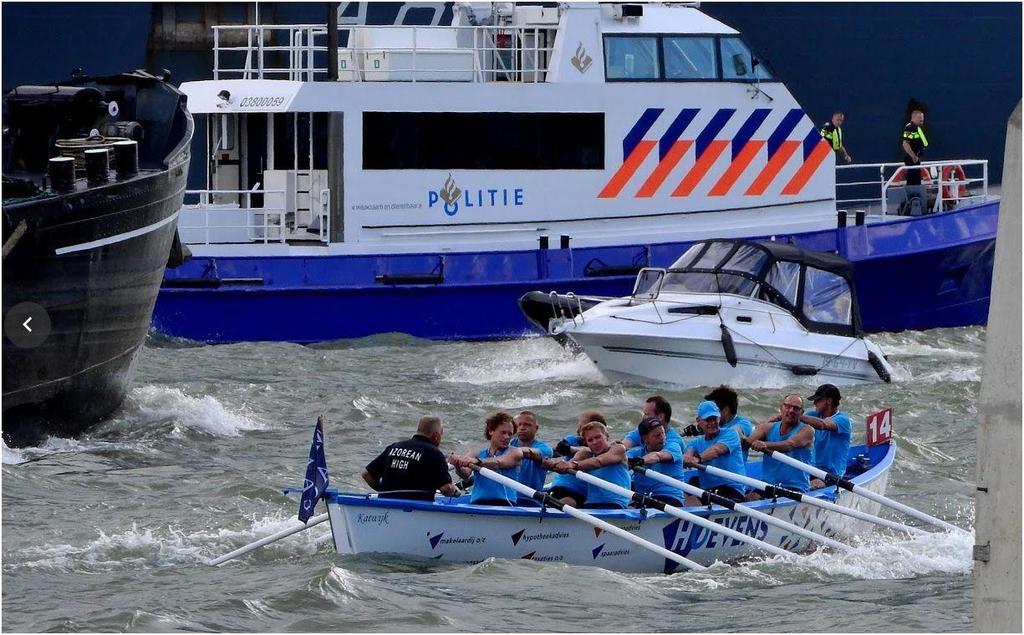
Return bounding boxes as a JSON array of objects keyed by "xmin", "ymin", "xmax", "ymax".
[{"xmin": 803, "ymin": 267, "xmax": 853, "ymax": 325}]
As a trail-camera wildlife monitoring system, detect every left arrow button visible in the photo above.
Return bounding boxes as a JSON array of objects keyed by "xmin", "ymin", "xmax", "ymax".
[{"xmin": 4, "ymin": 302, "xmax": 51, "ymax": 348}]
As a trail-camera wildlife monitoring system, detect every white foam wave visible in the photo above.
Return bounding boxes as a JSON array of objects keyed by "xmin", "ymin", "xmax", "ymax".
[
  {"xmin": 4, "ymin": 512, "xmax": 326, "ymax": 573},
  {"xmin": 127, "ymin": 385, "xmax": 264, "ymax": 437},
  {"xmin": 794, "ymin": 526, "xmax": 974, "ymax": 579},
  {"xmin": 1, "ymin": 436, "xmax": 111, "ymax": 465},
  {"xmin": 441, "ymin": 339, "xmax": 606, "ymax": 386},
  {"xmin": 914, "ymin": 366, "xmax": 981, "ymax": 383}
]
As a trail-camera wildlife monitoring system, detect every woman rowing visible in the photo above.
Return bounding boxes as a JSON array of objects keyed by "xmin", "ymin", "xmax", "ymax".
[
  {"xmin": 449, "ymin": 411, "xmax": 523, "ymax": 506},
  {"xmin": 545, "ymin": 420, "xmax": 630, "ymax": 509}
]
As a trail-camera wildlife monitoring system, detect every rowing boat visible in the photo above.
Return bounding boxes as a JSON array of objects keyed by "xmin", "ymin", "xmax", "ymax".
[{"xmin": 323, "ymin": 443, "xmax": 892, "ymax": 573}]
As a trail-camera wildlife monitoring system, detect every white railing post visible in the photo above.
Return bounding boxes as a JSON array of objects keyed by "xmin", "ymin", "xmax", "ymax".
[
  {"xmin": 983, "ymin": 160, "xmax": 989, "ymax": 199},
  {"xmin": 213, "ymin": 28, "xmax": 220, "ymax": 79},
  {"xmin": 412, "ymin": 26, "xmax": 418, "ymax": 82},
  {"xmin": 257, "ymin": 25, "xmax": 265, "ymax": 79}
]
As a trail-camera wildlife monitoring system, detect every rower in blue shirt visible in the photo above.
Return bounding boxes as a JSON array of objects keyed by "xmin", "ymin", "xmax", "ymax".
[
  {"xmin": 620, "ymin": 395, "xmax": 684, "ymax": 449},
  {"xmin": 548, "ymin": 410, "xmax": 606, "ymax": 506},
  {"xmin": 509, "ymin": 410, "xmax": 553, "ymax": 491},
  {"xmin": 704, "ymin": 385, "xmax": 756, "ymax": 464},
  {"xmin": 800, "ymin": 384, "xmax": 853, "ymax": 488},
  {"xmin": 626, "ymin": 416, "xmax": 685, "ymax": 506},
  {"xmin": 449, "ymin": 412, "xmax": 523, "ymax": 506},
  {"xmin": 546, "ymin": 420, "xmax": 630, "ymax": 509},
  {"xmin": 746, "ymin": 394, "xmax": 816, "ymax": 496},
  {"xmin": 683, "ymin": 401, "xmax": 747, "ymax": 502}
]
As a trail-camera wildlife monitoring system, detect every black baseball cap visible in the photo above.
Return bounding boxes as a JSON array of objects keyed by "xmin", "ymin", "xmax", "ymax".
[
  {"xmin": 637, "ymin": 416, "xmax": 664, "ymax": 437},
  {"xmin": 808, "ymin": 384, "xmax": 842, "ymax": 403}
]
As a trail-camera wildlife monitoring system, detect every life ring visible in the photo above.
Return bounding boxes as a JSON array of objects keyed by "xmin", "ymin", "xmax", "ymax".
[
  {"xmin": 941, "ymin": 164, "xmax": 968, "ymax": 199},
  {"xmin": 891, "ymin": 166, "xmax": 931, "ymax": 184}
]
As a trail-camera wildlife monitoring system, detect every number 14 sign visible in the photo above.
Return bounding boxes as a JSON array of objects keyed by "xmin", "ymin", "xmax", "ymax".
[{"xmin": 866, "ymin": 408, "xmax": 893, "ymax": 446}]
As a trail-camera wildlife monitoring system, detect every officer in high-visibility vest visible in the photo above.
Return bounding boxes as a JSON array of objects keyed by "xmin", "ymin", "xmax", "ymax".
[
  {"xmin": 819, "ymin": 111, "xmax": 851, "ymax": 163},
  {"xmin": 901, "ymin": 109, "xmax": 929, "ymax": 186}
]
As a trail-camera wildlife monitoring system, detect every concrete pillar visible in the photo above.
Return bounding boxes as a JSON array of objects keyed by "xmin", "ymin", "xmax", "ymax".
[{"xmin": 973, "ymin": 101, "xmax": 1022, "ymax": 632}]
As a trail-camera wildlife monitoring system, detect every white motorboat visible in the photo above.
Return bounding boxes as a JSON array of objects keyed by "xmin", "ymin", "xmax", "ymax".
[{"xmin": 544, "ymin": 239, "xmax": 894, "ymax": 387}]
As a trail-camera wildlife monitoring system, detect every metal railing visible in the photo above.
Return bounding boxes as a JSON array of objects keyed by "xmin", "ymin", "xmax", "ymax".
[
  {"xmin": 212, "ymin": 23, "xmax": 555, "ymax": 83},
  {"xmin": 835, "ymin": 159, "xmax": 989, "ymax": 217},
  {"xmin": 179, "ymin": 189, "xmax": 288, "ymax": 245}
]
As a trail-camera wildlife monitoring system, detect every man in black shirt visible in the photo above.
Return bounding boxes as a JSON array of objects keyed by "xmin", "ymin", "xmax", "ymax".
[
  {"xmin": 362, "ymin": 416, "xmax": 461, "ymax": 501},
  {"xmin": 901, "ymin": 109, "xmax": 928, "ymax": 186}
]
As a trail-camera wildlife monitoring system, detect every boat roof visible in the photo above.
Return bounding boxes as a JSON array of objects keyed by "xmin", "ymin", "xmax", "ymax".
[{"xmin": 662, "ymin": 239, "xmax": 863, "ymax": 336}]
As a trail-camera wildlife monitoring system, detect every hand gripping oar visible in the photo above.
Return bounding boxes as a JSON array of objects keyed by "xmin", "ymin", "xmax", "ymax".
[
  {"xmin": 207, "ymin": 513, "xmax": 329, "ymax": 566},
  {"xmin": 571, "ymin": 470, "xmax": 794, "ymax": 559},
  {"xmin": 471, "ymin": 465, "xmax": 705, "ymax": 572},
  {"xmin": 627, "ymin": 465, "xmax": 853, "ymax": 553},
  {"xmin": 695, "ymin": 464, "xmax": 927, "ymax": 536},
  {"xmin": 764, "ymin": 450, "xmax": 961, "ymax": 533}
]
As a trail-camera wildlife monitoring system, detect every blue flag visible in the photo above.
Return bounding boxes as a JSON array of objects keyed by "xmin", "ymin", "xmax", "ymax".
[{"xmin": 298, "ymin": 416, "xmax": 329, "ymax": 523}]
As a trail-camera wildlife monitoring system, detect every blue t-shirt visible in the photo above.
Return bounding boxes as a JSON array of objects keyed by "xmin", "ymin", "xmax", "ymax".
[
  {"xmin": 624, "ymin": 426, "xmax": 684, "ymax": 448},
  {"xmin": 726, "ymin": 415, "xmax": 755, "ymax": 464},
  {"xmin": 584, "ymin": 459, "xmax": 632, "ymax": 508},
  {"xmin": 808, "ymin": 410, "xmax": 852, "ymax": 477},
  {"xmin": 760, "ymin": 421, "xmax": 813, "ymax": 492},
  {"xmin": 510, "ymin": 438, "xmax": 553, "ymax": 491},
  {"xmin": 470, "ymin": 447, "xmax": 519, "ymax": 505},
  {"xmin": 686, "ymin": 428, "xmax": 747, "ymax": 494},
  {"xmin": 550, "ymin": 434, "xmax": 586, "ymax": 495},
  {"xmin": 627, "ymin": 441, "xmax": 684, "ymax": 501}
]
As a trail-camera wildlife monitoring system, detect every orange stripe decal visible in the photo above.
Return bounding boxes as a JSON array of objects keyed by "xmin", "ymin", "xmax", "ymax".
[
  {"xmin": 671, "ymin": 140, "xmax": 728, "ymax": 197},
  {"xmin": 598, "ymin": 140, "xmax": 657, "ymax": 199},
  {"xmin": 635, "ymin": 140, "xmax": 692, "ymax": 198},
  {"xmin": 745, "ymin": 140, "xmax": 799, "ymax": 196},
  {"xmin": 708, "ymin": 140, "xmax": 764, "ymax": 196},
  {"xmin": 781, "ymin": 140, "xmax": 832, "ymax": 195}
]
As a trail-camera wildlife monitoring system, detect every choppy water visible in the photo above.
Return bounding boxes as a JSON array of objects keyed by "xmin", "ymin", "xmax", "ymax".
[{"xmin": 2, "ymin": 327, "xmax": 986, "ymax": 632}]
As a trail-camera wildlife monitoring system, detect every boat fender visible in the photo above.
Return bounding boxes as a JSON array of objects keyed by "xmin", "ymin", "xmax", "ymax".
[
  {"xmin": 720, "ymin": 324, "xmax": 738, "ymax": 367},
  {"xmin": 790, "ymin": 365, "xmax": 819, "ymax": 376},
  {"xmin": 868, "ymin": 351, "xmax": 892, "ymax": 383}
]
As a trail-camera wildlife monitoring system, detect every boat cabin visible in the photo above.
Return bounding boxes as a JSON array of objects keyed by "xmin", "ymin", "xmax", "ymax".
[{"xmin": 632, "ymin": 239, "xmax": 863, "ymax": 337}]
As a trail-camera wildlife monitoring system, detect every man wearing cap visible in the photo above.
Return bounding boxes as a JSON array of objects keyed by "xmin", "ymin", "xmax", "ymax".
[
  {"xmin": 801, "ymin": 384, "xmax": 853, "ymax": 488},
  {"xmin": 626, "ymin": 416, "xmax": 685, "ymax": 507},
  {"xmin": 704, "ymin": 385, "xmax": 755, "ymax": 464},
  {"xmin": 682, "ymin": 401, "xmax": 747, "ymax": 503}
]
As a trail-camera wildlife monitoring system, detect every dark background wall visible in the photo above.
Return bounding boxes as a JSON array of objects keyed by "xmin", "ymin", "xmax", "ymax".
[{"xmin": 3, "ymin": 2, "xmax": 1021, "ymax": 183}]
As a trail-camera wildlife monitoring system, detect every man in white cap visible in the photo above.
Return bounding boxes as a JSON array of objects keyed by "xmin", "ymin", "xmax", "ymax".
[{"xmin": 682, "ymin": 400, "xmax": 747, "ymax": 503}]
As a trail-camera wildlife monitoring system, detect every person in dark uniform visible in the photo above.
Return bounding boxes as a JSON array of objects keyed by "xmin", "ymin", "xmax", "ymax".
[
  {"xmin": 901, "ymin": 109, "xmax": 929, "ymax": 186},
  {"xmin": 362, "ymin": 415, "xmax": 462, "ymax": 501},
  {"xmin": 820, "ymin": 111, "xmax": 851, "ymax": 163}
]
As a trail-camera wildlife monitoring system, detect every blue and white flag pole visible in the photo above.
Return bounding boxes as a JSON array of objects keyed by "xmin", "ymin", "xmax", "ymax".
[{"xmin": 208, "ymin": 416, "xmax": 332, "ymax": 566}]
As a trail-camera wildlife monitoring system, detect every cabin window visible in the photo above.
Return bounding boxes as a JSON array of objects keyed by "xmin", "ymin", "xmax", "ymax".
[
  {"xmin": 723, "ymin": 245, "xmax": 768, "ymax": 276},
  {"xmin": 765, "ymin": 261, "xmax": 800, "ymax": 307},
  {"xmin": 604, "ymin": 36, "xmax": 661, "ymax": 80},
  {"xmin": 803, "ymin": 267, "xmax": 853, "ymax": 325},
  {"xmin": 669, "ymin": 243, "xmax": 706, "ymax": 268},
  {"xmin": 691, "ymin": 241, "xmax": 734, "ymax": 269},
  {"xmin": 362, "ymin": 112, "xmax": 605, "ymax": 170},
  {"xmin": 719, "ymin": 37, "xmax": 773, "ymax": 81},
  {"xmin": 663, "ymin": 36, "xmax": 717, "ymax": 80}
]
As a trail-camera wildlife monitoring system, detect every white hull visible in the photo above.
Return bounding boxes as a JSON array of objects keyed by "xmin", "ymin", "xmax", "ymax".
[
  {"xmin": 559, "ymin": 290, "xmax": 893, "ymax": 388},
  {"xmin": 325, "ymin": 446, "xmax": 893, "ymax": 573}
]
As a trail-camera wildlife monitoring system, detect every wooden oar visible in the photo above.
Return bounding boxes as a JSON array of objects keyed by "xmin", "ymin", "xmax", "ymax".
[
  {"xmin": 207, "ymin": 513, "xmax": 329, "ymax": 566},
  {"xmin": 572, "ymin": 470, "xmax": 795, "ymax": 558},
  {"xmin": 695, "ymin": 464, "xmax": 927, "ymax": 536},
  {"xmin": 764, "ymin": 450, "xmax": 961, "ymax": 533},
  {"xmin": 629, "ymin": 465, "xmax": 854, "ymax": 553},
  {"xmin": 472, "ymin": 465, "xmax": 705, "ymax": 572}
]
